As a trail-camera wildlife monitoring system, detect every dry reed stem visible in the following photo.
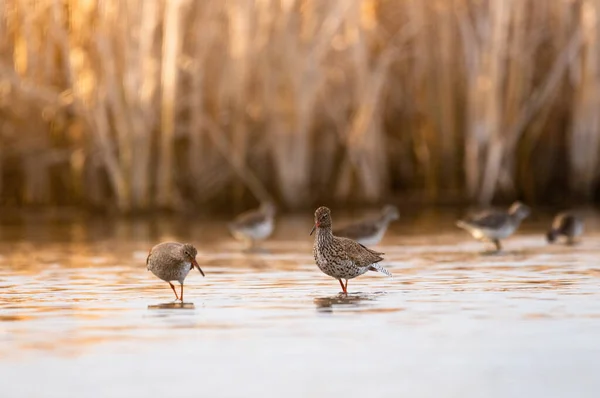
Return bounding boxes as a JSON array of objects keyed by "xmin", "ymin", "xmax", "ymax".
[
  {"xmin": 1, "ymin": 0, "xmax": 600, "ymax": 211},
  {"xmin": 570, "ymin": 0, "xmax": 600, "ymax": 199},
  {"xmin": 156, "ymin": 0, "xmax": 182, "ymax": 209}
]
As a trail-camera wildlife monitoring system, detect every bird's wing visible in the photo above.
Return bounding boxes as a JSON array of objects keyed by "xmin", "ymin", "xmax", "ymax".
[
  {"xmin": 231, "ymin": 209, "xmax": 267, "ymax": 229},
  {"xmin": 146, "ymin": 250, "xmax": 151, "ymax": 270},
  {"xmin": 146, "ymin": 242, "xmax": 182, "ymax": 269},
  {"xmin": 337, "ymin": 237, "xmax": 383, "ymax": 267},
  {"xmin": 552, "ymin": 214, "xmax": 566, "ymax": 230},
  {"xmin": 334, "ymin": 221, "xmax": 379, "ymax": 240},
  {"xmin": 358, "ymin": 242, "xmax": 384, "ymax": 257},
  {"xmin": 556, "ymin": 214, "xmax": 577, "ymax": 232},
  {"xmin": 463, "ymin": 211, "xmax": 508, "ymax": 229}
]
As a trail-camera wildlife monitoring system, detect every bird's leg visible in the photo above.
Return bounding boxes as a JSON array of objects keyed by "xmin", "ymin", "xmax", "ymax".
[
  {"xmin": 168, "ymin": 282, "xmax": 180, "ymax": 300},
  {"xmin": 343, "ymin": 279, "xmax": 349, "ymax": 294},
  {"xmin": 338, "ymin": 279, "xmax": 347, "ymax": 294},
  {"xmin": 493, "ymin": 239, "xmax": 502, "ymax": 252},
  {"xmin": 180, "ymin": 284, "xmax": 184, "ymax": 302}
]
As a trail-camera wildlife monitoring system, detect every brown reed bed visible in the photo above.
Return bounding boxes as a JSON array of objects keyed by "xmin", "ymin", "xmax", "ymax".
[{"xmin": 0, "ymin": 0, "xmax": 598, "ymax": 213}]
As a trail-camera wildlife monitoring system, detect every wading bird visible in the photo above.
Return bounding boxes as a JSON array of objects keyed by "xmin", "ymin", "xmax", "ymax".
[
  {"xmin": 456, "ymin": 201, "xmax": 530, "ymax": 252},
  {"xmin": 147, "ymin": 242, "xmax": 204, "ymax": 301},
  {"xmin": 311, "ymin": 206, "xmax": 391, "ymax": 294},
  {"xmin": 334, "ymin": 205, "xmax": 400, "ymax": 246}
]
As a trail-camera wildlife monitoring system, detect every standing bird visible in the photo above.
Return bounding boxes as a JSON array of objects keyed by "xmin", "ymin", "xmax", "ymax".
[
  {"xmin": 547, "ymin": 212, "xmax": 584, "ymax": 245},
  {"xmin": 456, "ymin": 201, "xmax": 531, "ymax": 252},
  {"xmin": 334, "ymin": 205, "xmax": 400, "ymax": 246},
  {"xmin": 311, "ymin": 206, "xmax": 392, "ymax": 294},
  {"xmin": 228, "ymin": 202, "xmax": 276, "ymax": 249},
  {"xmin": 146, "ymin": 242, "xmax": 204, "ymax": 301}
]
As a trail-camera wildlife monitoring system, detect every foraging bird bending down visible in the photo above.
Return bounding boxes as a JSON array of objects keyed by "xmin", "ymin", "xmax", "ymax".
[
  {"xmin": 456, "ymin": 201, "xmax": 531, "ymax": 252},
  {"xmin": 146, "ymin": 242, "xmax": 204, "ymax": 301},
  {"xmin": 311, "ymin": 206, "xmax": 392, "ymax": 294},
  {"xmin": 547, "ymin": 212, "xmax": 583, "ymax": 245},
  {"xmin": 229, "ymin": 202, "xmax": 276, "ymax": 248},
  {"xmin": 334, "ymin": 205, "xmax": 400, "ymax": 246}
]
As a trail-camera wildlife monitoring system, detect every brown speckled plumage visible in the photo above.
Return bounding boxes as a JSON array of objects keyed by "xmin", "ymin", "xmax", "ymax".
[
  {"xmin": 311, "ymin": 206, "xmax": 392, "ymax": 294},
  {"xmin": 146, "ymin": 242, "xmax": 204, "ymax": 301},
  {"xmin": 334, "ymin": 205, "xmax": 399, "ymax": 246},
  {"xmin": 547, "ymin": 212, "xmax": 584, "ymax": 244}
]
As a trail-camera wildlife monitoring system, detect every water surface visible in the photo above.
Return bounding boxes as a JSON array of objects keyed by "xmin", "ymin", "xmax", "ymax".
[{"xmin": 1, "ymin": 210, "xmax": 600, "ymax": 397}]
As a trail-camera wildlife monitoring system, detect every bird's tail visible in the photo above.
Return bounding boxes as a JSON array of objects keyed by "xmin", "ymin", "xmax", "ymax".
[
  {"xmin": 227, "ymin": 222, "xmax": 242, "ymax": 238},
  {"xmin": 369, "ymin": 263, "xmax": 392, "ymax": 277},
  {"xmin": 456, "ymin": 220, "xmax": 469, "ymax": 230}
]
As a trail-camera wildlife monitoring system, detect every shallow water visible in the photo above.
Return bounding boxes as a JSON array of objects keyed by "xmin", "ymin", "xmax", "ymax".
[{"xmin": 1, "ymin": 210, "xmax": 600, "ymax": 397}]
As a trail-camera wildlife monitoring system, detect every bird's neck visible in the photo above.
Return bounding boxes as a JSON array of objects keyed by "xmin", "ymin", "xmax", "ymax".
[
  {"xmin": 378, "ymin": 213, "xmax": 391, "ymax": 226},
  {"xmin": 316, "ymin": 226, "xmax": 334, "ymax": 244},
  {"xmin": 508, "ymin": 213, "xmax": 523, "ymax": 224},
  {"xmin": 261, "ymin": 208, "xmax": 273, "ymax": 218}
]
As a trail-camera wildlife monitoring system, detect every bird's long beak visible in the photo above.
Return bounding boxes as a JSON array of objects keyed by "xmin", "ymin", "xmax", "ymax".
[
  {"xmin": 192, "ymin": 258, "xmax": 205, "ymax": 277},
  {"xmin": 310, "ymin": 222, "xmax": 319, "ymax": 236}
]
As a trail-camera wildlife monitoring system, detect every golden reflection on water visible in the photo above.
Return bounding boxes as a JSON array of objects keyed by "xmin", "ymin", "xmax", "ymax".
[
  {"xmin": 1, "ymin": 212, "xmax": 600, "ymax": 396},
  {"xmin": 148, "ymin": 302, "xmax": 195, "ymax": 310},
  {"xmin": 313, "ymin": 293, "xmax": 377, "ymax": 309}
]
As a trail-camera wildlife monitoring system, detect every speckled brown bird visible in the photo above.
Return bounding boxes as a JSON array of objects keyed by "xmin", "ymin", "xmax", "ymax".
[
  {"xmin": 456, "ymin": 201, "xmax": 530, "ymax": 251},
  {"xmin": 228, "ymin": 202, "xmax": 276, "ymax": 248},
  {"xmin": 146, "ymin": 242, "xmax": 204, "ymax": 301},
  {"xmin": 547, "ymin": 212, "xmax": 584, "ymax": 245},
  {"xmin": 334, "ymin": 205, "xmax": 399, "ymax": 246},
  {"xmin": 310, "ymin": 206, "xmax": 392, "ymax": 294}
]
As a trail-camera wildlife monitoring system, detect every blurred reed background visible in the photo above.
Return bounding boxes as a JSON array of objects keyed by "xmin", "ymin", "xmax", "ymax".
[{"xmin": 0, "ymin": 0, "xmax": 598, "ymax": 213}]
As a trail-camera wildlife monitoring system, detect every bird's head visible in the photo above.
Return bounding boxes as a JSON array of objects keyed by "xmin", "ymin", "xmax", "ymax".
[
  {"xmin": 260, "ymin": 201, "xmax": 277, "ymax": 217},
  {"xmin": 382, "ymin": 205, "xmax": 400, "ymax": 221},
  {"xmin": 181, "ymin": 243, "xmax": 204, "ymax": 277},
  {"xmin": 310, "ymin": 206, "xmax": 332, "ymax": 235},
  {"xmin": 509, "ymin": 201, "xmax": 530, "ymax": 220}
]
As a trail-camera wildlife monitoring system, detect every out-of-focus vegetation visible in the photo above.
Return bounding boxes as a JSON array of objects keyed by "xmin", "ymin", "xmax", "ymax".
[{"xmin": 0, "ymin": 0, "xmax": 598, "ymax": 212}]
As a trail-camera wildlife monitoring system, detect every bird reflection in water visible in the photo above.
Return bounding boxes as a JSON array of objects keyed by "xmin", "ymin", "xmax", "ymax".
[
  {"xmin": 313, "ymin": 293, "xmax": 378, "ymax": 313},
  {"xmin": 241, "ymin": 256, "xmax": 270, "ymax": 270},
  {"xmin": 147, "ymin": 302, "xmax": 195, "ymax": 310},
  {"xmin": 242, "ymin": 247, "xmax": 271, "ymax": 255}
]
